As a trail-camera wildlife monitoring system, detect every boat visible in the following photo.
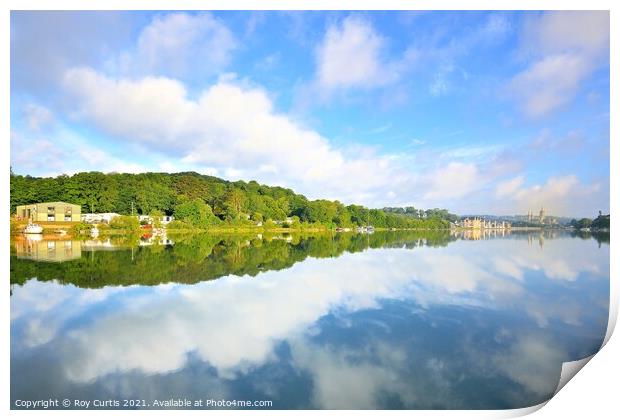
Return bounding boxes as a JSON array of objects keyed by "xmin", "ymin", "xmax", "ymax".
[
  {"xmin": 24, "ymin": 223, "xmax": 43, "ymax": 234},
  {"xmin": 90, "ymin": 227, "xmax": 99, "ymax": 237}
]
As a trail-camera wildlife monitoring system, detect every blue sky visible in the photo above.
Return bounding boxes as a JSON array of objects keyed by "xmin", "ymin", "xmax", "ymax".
[{"xmin": 10, "ymin": 11, "xmax": 609, "ymax": 217}]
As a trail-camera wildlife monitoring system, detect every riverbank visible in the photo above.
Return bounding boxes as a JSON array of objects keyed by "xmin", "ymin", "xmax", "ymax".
[{"xmin": 11, "ymin": 217, "xmax": 456, "ymax": 237}]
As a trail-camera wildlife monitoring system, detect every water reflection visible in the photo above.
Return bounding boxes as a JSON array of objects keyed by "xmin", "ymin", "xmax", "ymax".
[
  {"xmin": 10, "ymin": 231, "xmax": 609, "ymax": 409},
  {"xmin": 10, "ymin": 231, "xmax": 456, "ymax": 288},
  {"xmin": 14, "ymin": 235, "xmax": 82, "ymax": 262}
]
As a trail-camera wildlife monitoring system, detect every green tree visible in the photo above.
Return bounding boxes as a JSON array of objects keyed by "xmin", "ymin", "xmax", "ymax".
[
  {"xmin": 150, "ymin": 209, "xmax": 164, "ymax": 229},
  {"xmin": 576, "ymin": 218, "xmax": 593, "ymax": 229},
  {"xmin": 109, "ymin": 215, "xmax": 140, "ymax": 231},
  {"xmin": 174, "ymin": 199, "xmax": 219, "ymax": 228},
  {"xmin": 224, "ymin": 188, "xmax": 246, "ymax": 219}
]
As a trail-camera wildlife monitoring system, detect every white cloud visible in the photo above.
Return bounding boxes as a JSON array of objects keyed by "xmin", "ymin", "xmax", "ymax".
[
  {"xmin": 493, "ymin": 174, "xmax": 602, "ymax": 217},
  {"xmin": 521, "ymin": 11, "xmax": 610, "ymax": 57},
  {"xmin": 10, "ymin": 127, "xmax": 147, "ymax": 176},
  {"xmin": 64, "ymin": 68, "xmax": 194, "ymax": 144},
  {"xmin": 509, "ymin": 11, "xmax": 609, "ymax": 117},
  {"xmin": 495, "ymin": 175, "xmax": 525, "ymax": 198},
  {"xmin": 11, "ymin": 132, "xmax": 66, "ymax": 174},
  {"xmin": 480, "ymin": 14, "xmax": 512, "ymax": 39},
  {"xmin": 429, "ymin": 64, "xmax": 468, "ymax": 97},
  {"xmin": 23, "ymin": 103, "xmax": 54, "ymax": 131},
  {"xmin": 62, "ymin": 67, "xmax": 409, "ymax": 205},
  {"xmin": 429, "ymin": 66, "xmax": 451, "ymax": 96},
  {"xmin": 316, "ymin": 16, "xmax": 383, "ymax": 90},
  {"xmin": 121, "ymin": 12, "xmax": 237, "ymax": 79},
  {"xmin": 10, "ymin": 11, "xmax": 132, "ymax": 91},
  {"xmin": 512, "ymin": 175, "xmax": 589, "ymax": 205},
  {"xmin": 529, "ymin": 129, "xmax": 586, "ymax": 154},
  {"xmin": 422, "ymin": 162, "xmax": 482, "ymax": 201},
  {"xmin": 315, "ymin": 16, "xmax": 409, "ymax": 94},
  {"xmin": 509, "ymin": 54, "xmax": 591, "ymax": 117}
]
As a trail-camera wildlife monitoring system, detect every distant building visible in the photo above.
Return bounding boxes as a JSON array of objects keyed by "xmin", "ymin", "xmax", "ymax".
[
  {"xmin": 16, "ymin": 202, "xmax": 81, "ymax": 222},
  {"xmin": 138, "ymin": 215, "xmax": 174, "ymax": 225},
  {"xmin": 459, "ymin": 217, "xmax": 511, "ymax": 230},
  {"xmin": 462, "ymin": 217, "xmax": 483, "ymax": 229},
  {"xmin": 525, "ymin": 207, "xmax": 556, "ymax": 225},
  {"xmin": 275, "ymin": 217, "xmax": 294, "ymax": 225},
  {"xmin": 81, "ymin": 213, "xmax": 121, "ymax": 224}
]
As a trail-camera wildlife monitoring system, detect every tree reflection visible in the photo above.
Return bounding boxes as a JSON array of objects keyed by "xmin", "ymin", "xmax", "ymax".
[{"xmin": 11, "ymin": 231, "xmax": 456, "ymax": 288}]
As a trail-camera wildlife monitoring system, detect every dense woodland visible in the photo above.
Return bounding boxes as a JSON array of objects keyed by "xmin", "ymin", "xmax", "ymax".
[{"xmin": 10, "ymin": 170, "xmax": 455, "ymax": 229}]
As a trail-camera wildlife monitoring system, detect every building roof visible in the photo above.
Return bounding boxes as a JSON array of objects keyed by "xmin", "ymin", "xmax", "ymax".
[{"xmin": 17, "ymin": 201, "xmax": 81, "ymax": 207}]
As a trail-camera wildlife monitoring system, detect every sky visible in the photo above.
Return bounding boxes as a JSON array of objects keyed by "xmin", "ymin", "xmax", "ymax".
[{"xmin": 9, "ymin": 10, "xmax": 610, "ymax": 217}]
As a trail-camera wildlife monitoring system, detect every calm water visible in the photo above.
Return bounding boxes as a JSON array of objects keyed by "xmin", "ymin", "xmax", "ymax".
[{"xmin": 10, "ymin": 230, "xmax": 609, "ymax": 409}]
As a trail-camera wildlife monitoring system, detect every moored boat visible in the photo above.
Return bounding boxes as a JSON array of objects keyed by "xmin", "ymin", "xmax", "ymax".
[{"xmin": 24, "ymin": 223, "xmax": 43, "ymax": 234}]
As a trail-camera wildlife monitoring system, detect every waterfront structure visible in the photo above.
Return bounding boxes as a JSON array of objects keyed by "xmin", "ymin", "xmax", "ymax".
[
  {"xmin": 458, "ymin": 217, "xmax": 511, "ymax": 230},
  {"xmin": 15, "ymin": 202, "xmax": 81, "ymax": 222},
  {"xmin": 539, "ymin": 207, "xmax": 545, "ymax": 224},
  {"xmin": 462, "ymin": 217, "xmax": 483, "ymax": 229}
]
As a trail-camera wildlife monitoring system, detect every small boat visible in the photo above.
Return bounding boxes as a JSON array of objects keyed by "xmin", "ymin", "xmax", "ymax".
[
  {"xmin": 90, "ymin": 227, "xmax": 99, "ymax": 237},
  {"xmin": 24, "ymin": 223, "xmax": 43, "ymax": 234}
]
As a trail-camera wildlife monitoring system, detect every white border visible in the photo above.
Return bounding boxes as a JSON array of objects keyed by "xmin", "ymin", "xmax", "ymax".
[{"xmin": 2, "ymin": 1, "xmax": 617, "ymax": 420}]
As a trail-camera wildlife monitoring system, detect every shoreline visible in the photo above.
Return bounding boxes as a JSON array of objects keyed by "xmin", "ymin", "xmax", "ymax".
[
  {"xmin": 11, "ymin": 225, "xmax": 459, "ymax": 240},
  {"xmin": 11, "ymin": 219, "xmax": 599, "ymax": 240}
]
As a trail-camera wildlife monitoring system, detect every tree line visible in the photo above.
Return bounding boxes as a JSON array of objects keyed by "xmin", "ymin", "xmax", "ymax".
[
  {"xmin": 570, "ymin": 213, "xmax": 610, "ymax": 231},
  {"xmin": 383, "ymin": 206, "xmax": 460, "ymax": 222},
  {"xmin": 10, "ymin": 170, "xmax": 454, "ymax": 229}
]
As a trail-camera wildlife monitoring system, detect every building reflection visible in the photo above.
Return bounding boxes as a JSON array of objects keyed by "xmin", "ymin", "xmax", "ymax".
[
  {"xmin": 451, "ymin": 229, "xmax": 509, "ymax": 240},
  {"xmin": 14, "ymin": 236, "xmax": 82, "ymax": 262},
  {"xmin": 82, "ymin": 238, "xmax": 124, "ymax": 251}
]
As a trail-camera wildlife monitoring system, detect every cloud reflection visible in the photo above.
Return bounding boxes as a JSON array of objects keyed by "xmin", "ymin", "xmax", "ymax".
[{"xmin": 11, "ymin": 234, "xmax": 608, "ymax": 408}]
